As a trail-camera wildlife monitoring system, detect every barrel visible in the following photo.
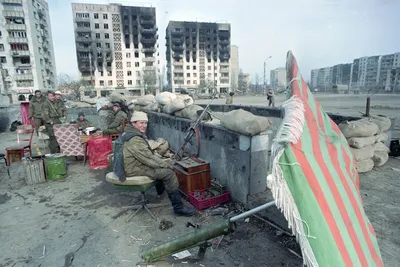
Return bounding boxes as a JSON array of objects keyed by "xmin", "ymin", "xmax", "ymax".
[
  {"xmin": 22, "ymin": 157, "xmax": 46, "ymax": 185},
  {"xmin": 45, "ymin": 153, "xmax": 67, "ymax": 180}
]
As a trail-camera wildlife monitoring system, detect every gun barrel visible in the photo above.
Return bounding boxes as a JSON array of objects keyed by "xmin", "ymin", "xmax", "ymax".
[{"xmin": 142, "ymin": 220, "xmax": 232, "ymax": 263}]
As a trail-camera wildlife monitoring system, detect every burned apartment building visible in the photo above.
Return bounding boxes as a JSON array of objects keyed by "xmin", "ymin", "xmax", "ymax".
[
  {"xmin": 165, "ymin": 21, "xmax": 231, "ymax": 93},
  {"xmin": 71, "ymin": 3, "xmax": 159, "ymax": 96},
  {"xmin": 0, "ymin": 0, "xmax": 56, "ymax": 97}
]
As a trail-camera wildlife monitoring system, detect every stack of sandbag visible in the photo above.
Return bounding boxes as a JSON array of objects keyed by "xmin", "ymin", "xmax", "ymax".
[
  {"xmin": 163, "ymin": 94, "xmax": 194, "ymax": 114},
  {"xmin": 153, "ymin": 92, "xmax": 194, "ymax": 115},
  {"xmin": 174, "ymin": 104, "xmax": 211, "ymax": 121},
  {"xmin": 339, "ymin": 115, "xmax": 391, "ymax": 173},
  {"xmin": 219, "ymin": 109, "xmax": 272, "ymax": 136},
  {"xmin": 130, "ymin": 94, "xmax": 158, "ymax": 112}
]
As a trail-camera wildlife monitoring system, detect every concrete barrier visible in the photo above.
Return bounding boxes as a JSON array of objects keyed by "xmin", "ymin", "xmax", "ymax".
[{"xmin": 146, "ymin": 111, "xmax": 272, "ymax": 204}]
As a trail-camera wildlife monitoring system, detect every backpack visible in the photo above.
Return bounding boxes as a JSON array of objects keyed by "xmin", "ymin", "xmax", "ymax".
[{"xmin": 113, "ymin": 132, "xmax": 143, "ymax": 182}]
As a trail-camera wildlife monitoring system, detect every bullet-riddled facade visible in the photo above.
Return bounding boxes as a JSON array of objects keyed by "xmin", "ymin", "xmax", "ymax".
[{"xmin": 166, "ymin": 21, "xmax": 231, "ymax": 93}]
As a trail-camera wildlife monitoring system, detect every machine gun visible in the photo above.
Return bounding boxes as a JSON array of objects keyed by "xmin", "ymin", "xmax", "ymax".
[
  {"xmin": 173, "ymin": 95, "xmax": 216, "ymax": 161},
  {"xmin": 141, "ymin": 201, "xmax": 276, "ymax": 263}
]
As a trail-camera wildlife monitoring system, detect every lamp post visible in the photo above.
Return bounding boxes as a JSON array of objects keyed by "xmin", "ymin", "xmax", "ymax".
[{"xmin": 263, "ymin": 56, "xmax": 272, "ymax": 94}]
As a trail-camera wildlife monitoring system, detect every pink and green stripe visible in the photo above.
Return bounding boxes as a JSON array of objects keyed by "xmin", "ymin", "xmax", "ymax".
[{"xmin": 275, "ymin": 51, "xmax": 384, "ymax": 266}]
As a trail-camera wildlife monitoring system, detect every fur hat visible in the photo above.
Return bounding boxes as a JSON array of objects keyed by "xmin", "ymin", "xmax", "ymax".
[{"xmin": 131, "ymin": 111, "xmax": 148, "ymax": 122}]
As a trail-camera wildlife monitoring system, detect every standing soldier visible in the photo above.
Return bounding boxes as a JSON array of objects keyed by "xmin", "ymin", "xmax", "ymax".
[
  {"xmin": 28, "ymin": 90, "xmax": 45, "ymax": 133},
  {"xmin": 267, "ymin": 89, "xmax": 275, "ymax": 107},
  {"xmin": 54, "ymin": 91, "xmax": 67, "ymax": 121},
  {"xmin": 225, "ymin": 92, "xmax": 234, "ymax": 104},
  {"xmin": 42, "ymin": 91, "xmax": 62, "ymax": 153}
]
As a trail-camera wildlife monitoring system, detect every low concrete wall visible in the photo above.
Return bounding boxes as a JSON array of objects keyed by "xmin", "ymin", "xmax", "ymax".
[{"xmin": 146, "ymin": 112, "xmax": 272, "ymax": 204}]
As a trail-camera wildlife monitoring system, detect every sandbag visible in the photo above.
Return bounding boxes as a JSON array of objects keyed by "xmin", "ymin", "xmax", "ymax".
[
  {"xmin": 357, "ymin": 159, "xmax": 374, "ymax": 173},
  {"xmin": 177, "ymin": 94, "xmax": 194, "ymax": 106},
  {"xmin": 136, "ymin": 94, "xmax": 155, "ymax": 106},
  {"xmin": 220, "ymin": 109, "xmax": 272, "ymax": 136},
  {"xmin": 347, "ymin": 136, "xmax": 376, "ymax": 149},
  {"xmin": 375, "ymin": 132, "xmax": 388, "ymax": 143},
  {"xmin": 174, "ymin": 105, "xmax": 210, "ymax": 121},
  {"xmin": 372, "ymin": 151, "xmax": 389, "ymax": 167},
  {"xmin": 350, "ymin": 145, "xmax": 374, "ymax": 161},
  {"xmin": 373, "ymin": 142, "xmax": 390, "ymax": 153},
  {"xmin": 108, "ymin": 91, "xmax": 128, "ymax": 103},
  {"xmin": 140, "ymin": 103, "xmax": 159, "ymax": 112},
  {"xmin": 154, "ymin": 138, "xmax": 169, "ymax": 156},
  {"xmin": 148, "ymin": 138, "xmax": 169, "ymax": 156},
  {"xmin": 128, "ymin": 103, "xmax": 136, "ymax": 111},
  {"xmin": 96, "ymin": 97, "xmax": 111, "ymax": 112},
  {"xmin": 69, "ymin": 101, "xmax": 94, "ymax": 108},
  {"xmin": 155, "ymin": 92, "xmax": 177, "ymax": 105},
  {"xmin": 338, "ymin": 119, "xmax": 379, "ymax": 138},
  {"xmin": 370, "ymin": 115, "xmax": 391, "ymax": 132},
  {"xmin": 163, "ymin": 98, "xmax": 186, "ymax": 114}
]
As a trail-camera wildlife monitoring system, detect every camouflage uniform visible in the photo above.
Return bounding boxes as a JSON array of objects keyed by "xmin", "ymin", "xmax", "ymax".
[
  {"xmin": 42, "ymin": 99, "xmax": 62, "ymax": 153},
  {"xmin": 123, "ymin": 124, "xmax": 178, "ymax": 193},
  {"xmin": 28, "ymin": 96, "xmax": 45, "ymax": 132},
  {"xmin": 76, "ymin": 118, "xmax": 93, "ymax": 130},
  {"xmin": 103, "ymin": 110, "xmax": 127, "ymax": 135},
  {"xmin": 55, "ymin": 99, "xmax": 68, "ymax": 118},
  {"xmin": 225, "ymin": 95, "xmax": 233, "ymax": 104}
]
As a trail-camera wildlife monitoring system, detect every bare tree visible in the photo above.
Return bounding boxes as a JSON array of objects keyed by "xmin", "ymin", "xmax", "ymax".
[
  {"xmin": 142, "ymin": 70, "xmax": 157, "ymax": 95},
  {"xmin": 197, "ymin": 78, "xmax": 214, "ymax": 94},
  {"xmin": 238, "ymin": 69, "xmax": 248, "ymax": 93},
  {"xmin": 57, "ymin": 74, "xmax": 87, "ymax": 101},
  {"xmin": 255, "ymin": 73, "xmax": 260, "ymax": 93}
]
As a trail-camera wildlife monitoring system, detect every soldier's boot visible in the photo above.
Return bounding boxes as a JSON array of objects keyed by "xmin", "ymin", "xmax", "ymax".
[
  {"xmin": 168, "ymin": 190, "xmax": 196, "ymax": 217},
  {"xmin": 155, "ymin": 180, "xmax": 165, "ymax": 196}
]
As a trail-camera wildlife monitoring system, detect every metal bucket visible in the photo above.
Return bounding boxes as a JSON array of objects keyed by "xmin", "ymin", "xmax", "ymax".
[{"xmin": 45, "ymin": 153, "xmax": 67, "ymax": 180}]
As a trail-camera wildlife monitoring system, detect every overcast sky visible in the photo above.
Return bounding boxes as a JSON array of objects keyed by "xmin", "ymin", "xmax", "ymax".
[{"xmin": 49, "ymin": 0, "xmax": 400, "ymax": 82}]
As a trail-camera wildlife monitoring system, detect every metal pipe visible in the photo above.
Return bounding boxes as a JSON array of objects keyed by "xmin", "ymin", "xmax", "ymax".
[
  {"xmin": 230, "ymin": 200, "xmax": 276, "ymax": 222},
  {"xmin": 141, "ymin": 220, "xmax": 232, "ymax": 262},
  {"xmin": 365, "ymin": 97, "xmax": 371, "ymax": 117}
]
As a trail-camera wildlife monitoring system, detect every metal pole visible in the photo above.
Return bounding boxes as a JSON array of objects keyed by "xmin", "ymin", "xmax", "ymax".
[
  {"xmin": 365, "ymin": 97, "xmax": 371, "ymax": 117},
  {"xmin": 230, "ymin": 200, "xmax": 276, "ymax": 222},
  {"xmin": 263, "ymin": 61, "xmax": 266, "ymax": 94}
]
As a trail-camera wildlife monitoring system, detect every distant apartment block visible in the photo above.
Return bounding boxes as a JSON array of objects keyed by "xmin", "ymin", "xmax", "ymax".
[
  {"xmin": 71, "ymin": 3, "xmax": 159, "ymax": 96},
  {"xmin": 0, "ymin": 0, "xmax": 56, "ymax": 96},
  {"xmin": 311, "ymin": 51, "xmax": 400, "ymax": 92},
  {"xmin": 243, "ymin": 73, "xmax": 251, "ymax": 89},
  {"xmin": 310, "ymin": 69, "xmax": 319, "ymax": 89},
  {"xmin": 270, "ymin": 67, "xmax": 286, "ymax": 91},
  {"xmin": 230, "ymin": 45, "xmax": 239, "ymax": 91},
  {"xmin": 165, "ymin": 21, "xmax": 231, "ymax": 93}
]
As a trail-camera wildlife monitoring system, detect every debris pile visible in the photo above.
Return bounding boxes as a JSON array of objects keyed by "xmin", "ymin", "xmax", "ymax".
[{"xmin": 339, "ymin": 115, "xmax": 392, "ymax": 173}]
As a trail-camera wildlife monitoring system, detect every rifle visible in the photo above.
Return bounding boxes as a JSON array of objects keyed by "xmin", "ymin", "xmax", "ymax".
[{"xmin": 174, "ymin": 94, "xmax": 216, "ymax": 161}]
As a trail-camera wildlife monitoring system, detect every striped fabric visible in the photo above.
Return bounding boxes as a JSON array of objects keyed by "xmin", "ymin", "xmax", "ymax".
[{"xmin": 268, "ymin": 51, "xmax": 383, "ymax": 267}]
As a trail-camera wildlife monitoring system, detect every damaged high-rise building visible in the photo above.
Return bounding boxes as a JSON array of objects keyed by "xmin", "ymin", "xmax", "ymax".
[
  {"xmin": 165, "ymin": 21, "xmax": 231, "ymax": 93},
  {"xmin": 0, "ymin": 0, "xmax": 56, "ymax": 97},
  {"xmin": 71, "ymin": 3, "xmax": 159, "ymax": 96}
]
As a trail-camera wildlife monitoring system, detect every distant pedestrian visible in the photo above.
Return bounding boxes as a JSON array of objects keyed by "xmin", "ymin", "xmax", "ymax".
[
  {"xmin": 267, "ymin": 90, "xmax": 275, "ymax": 107},
  {"xmin": 226, "ymin": 92, "xmax": 234, "ymax": 104}
]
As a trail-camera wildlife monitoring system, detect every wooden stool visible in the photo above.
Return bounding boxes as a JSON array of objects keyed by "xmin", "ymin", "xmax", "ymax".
[
  {"xmin": 106, "ymin": 172, "xmax": 168, "ymax": 221},
  {"xmin": 5, "ymin": 148, "xmax": 25, "ymax": 166}
]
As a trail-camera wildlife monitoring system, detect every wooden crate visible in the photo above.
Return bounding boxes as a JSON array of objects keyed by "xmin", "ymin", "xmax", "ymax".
[{"xmin": 173, "ymin": 158, "xmax": 211, "ymax": 196}]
